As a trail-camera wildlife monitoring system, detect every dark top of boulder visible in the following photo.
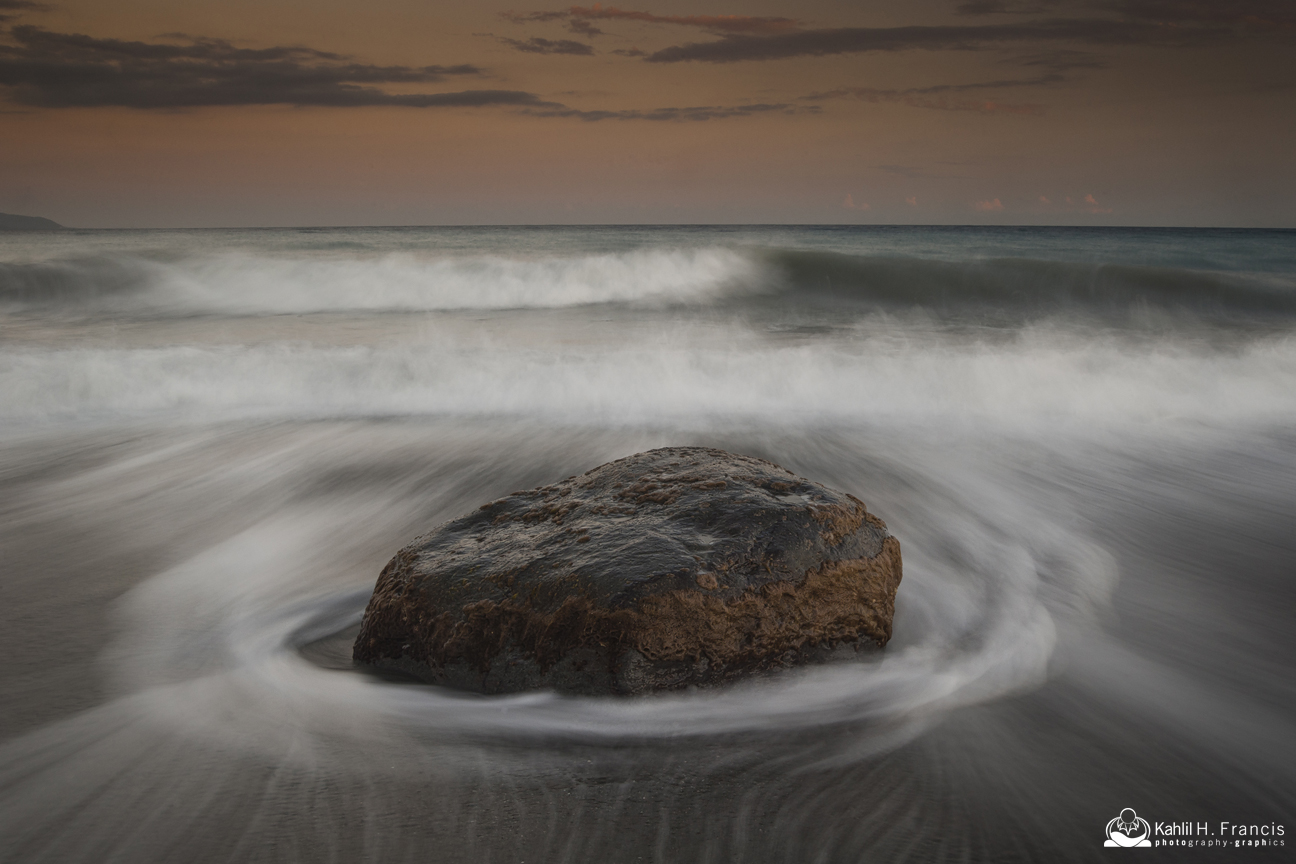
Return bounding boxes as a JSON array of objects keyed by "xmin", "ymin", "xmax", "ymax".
[{"xmin": 354, "ymin": 446, "xmax": 902, "ymax": 694}]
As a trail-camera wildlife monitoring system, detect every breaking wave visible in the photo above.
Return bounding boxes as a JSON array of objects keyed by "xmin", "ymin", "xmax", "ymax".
[
  {"xmin": 3, "ymin": 245, "xmax": 1294, "ymax": 320},
  {"xmin": 4, "ymin": 326, "xmax": 1295, "ymax": 429},
  {"xmin": 0, "ymin": 248, "xmax": 757, "ymax": 314}
]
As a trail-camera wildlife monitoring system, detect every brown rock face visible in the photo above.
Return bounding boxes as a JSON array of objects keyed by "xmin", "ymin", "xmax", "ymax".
[{"xmin": 353, "ymin": 447, "xmax": 902, "ymax": 695}]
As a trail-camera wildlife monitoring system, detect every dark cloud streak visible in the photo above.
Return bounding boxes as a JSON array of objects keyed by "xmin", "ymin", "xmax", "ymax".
[
  {"xmin": 496, "ymin": 36, "xmax": 595, "ymax": 55},
  {"xmin": 565, "ymin": 19, "xmax": 604, "ymax": 37},
  {"xmin": 0, "ymin": 23, "xmax": 819, "ymax": 122},
  {"xmin": 807, "ymin": 73, "xmax": 1065, "ymax": 99},
  {"xmin": 807, "ymin": 84, "xmax": 1047, "ymax": 114},
  {"xmin": 956, "ymin": 1, "xmax": 1065, "ymax": 14},
  {"xmin": 959, "ymin": 0, "xmax": 1296, "ymax": 28},
  {"xmin": 499, "ymin": 7, "xmax": 799, "ymax": 36},
  {"xmin": 643, "ymin": 18, "xmax": 1228, "ymax": 63},
  {"xmin": 0, "ymin": 0, "xmax": 49, "ymax": 23},
  {"xmin": 565, "ymin": 6, "xmax": 799, "ymax": 35},
  {"xmin": 498, "ymin": 11, "xmax": 605, "ymax": 38},
  {"xmin": 1097, "ymin": 0, "xmax": 1296, "ymax": 29},
  {"xmin": 0, "ymin": 25, "xmax": 559, "ymax": 109},
  {"xmin": 499, "ymin": 11, "xmax": 569, "ymax": 24},
  {"xmin": 524, "ymin": 102, "xmax": 812, "ymax": 122}
]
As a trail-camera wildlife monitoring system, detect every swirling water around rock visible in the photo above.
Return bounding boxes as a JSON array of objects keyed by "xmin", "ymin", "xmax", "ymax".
[{"xmin": 0, "ymin": 226, "xmax": 1293, "ymax": 862}]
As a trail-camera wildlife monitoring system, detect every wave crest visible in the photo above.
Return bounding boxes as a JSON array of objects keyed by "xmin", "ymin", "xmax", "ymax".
[
  {"xmin": 5, "ymin": 246, "xmax": 1294, "ymax": 319},
  {"xmin": 0, "ymin": 247, "xmax": 757, "ymax": 314}
]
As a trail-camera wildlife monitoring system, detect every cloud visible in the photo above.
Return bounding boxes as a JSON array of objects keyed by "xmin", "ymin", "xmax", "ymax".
[
  {"xmin": 497, "ymin": 36, "xmax": 596, "ymax": 54},
  {"xmin": 564, "ymin": 5, "xmax": 800, "ymax": 35},
  {"xmin": 809, "ymin": 73, "xmax": 1065, "ymax": 98},
  {"xmin": 500, "ymin": 11, "xmax": 571, "ymax": 24},
  {"xmin": 0, "ymin": 1, "xmax": 47, "ymax": 23},
  {"xmin": 389, "ymin": 91, "xmax": 558, "ymax": 108},
  {"xmin": 1096, "ymin": 0, "xmax": 1296, "ymax": 30},
  {"xmin": 842, "ymin": 193, "xmax": 870, "ymax": 210},
  {"xmin": 643, "ymin": 17, "xmax": 1231, "ymax": 63},
  {"xmin": 906, "ymin": 196, "xmax": 918, "ymax": 206},
  {"xmin": 975, "ymin": 198, "xmax": 1005, "ymax": 211},
  {"xmin": 504, "ymin": 6, "xmax": 800, "ymax": 36},
  {"xmin": 524, "ymin": 101, "xmax": 811, "ymax": 122},
  {"xmin": 0, "ymin": 1, "xmax": 43, "ymax": 19},
  {"xmin": 501, "ymin": 3, "xmax": 1289, "ymax": 68},
  {"xmin": 1082, "ymin": 192, "xmax": 1113, "ymax": 212},
  {"xmin": 808, "ymin": 85, "xmax": 1045, "ymax": 114},
  {"xmin": 0, "ymin": 22, "xmax": 846, "ymax": 123},
  {"xmin": 964, "ymin": 0, "xmax": 1296, "ymax": 29},
  {"xmin": 565, "ymin": 19, "xmax": 604, "ymax": 37},
  {"xmin": 957, "ymin": 1, "xmax": 1067, "ymax": 14},
  {"xmin": 0, "ymin": 25, "xmax": 560, "ymax": 109},
  {"xmin": 805, "ymin": 70, "xmax": 1070, "ymax": 120}
]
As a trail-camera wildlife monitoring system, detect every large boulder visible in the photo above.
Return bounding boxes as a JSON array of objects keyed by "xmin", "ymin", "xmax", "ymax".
[{"xmin": 353, "ymin": 447, "xmax": 902, "ymax": 695}]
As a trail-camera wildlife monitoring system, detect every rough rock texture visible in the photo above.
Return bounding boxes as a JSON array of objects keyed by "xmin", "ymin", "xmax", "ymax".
[{"xmin": 353, "ymin": 447, "xmax": 902, "ymax": 695}]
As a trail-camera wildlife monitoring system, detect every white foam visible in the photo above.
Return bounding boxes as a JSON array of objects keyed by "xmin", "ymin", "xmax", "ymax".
[
  {"xmin": 4, "ymin": 324, "xmax": 1295, "ymax": 432},
  {"xmin": 2, "ymin": 247, "xmax": 759, "ymax": 314}
]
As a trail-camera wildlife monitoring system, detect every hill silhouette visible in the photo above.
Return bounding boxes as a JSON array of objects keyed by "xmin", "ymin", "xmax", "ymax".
[{"xmin": 0, "ymin": 212, "xmax": 63, "ymax": 231}]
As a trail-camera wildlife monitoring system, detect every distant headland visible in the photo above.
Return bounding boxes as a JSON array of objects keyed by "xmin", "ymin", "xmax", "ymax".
[{"xmin": 0, "ymin": 212, "xmax": 64, "ymax": 231}]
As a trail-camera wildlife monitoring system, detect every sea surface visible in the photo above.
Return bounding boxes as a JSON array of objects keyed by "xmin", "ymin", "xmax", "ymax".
[{"xmin": 1, "ymin": 225, "xmax": 1293, "ymax": 862}]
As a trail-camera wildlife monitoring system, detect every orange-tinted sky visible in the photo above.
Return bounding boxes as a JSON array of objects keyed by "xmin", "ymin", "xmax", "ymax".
[{"xmin": 1, "ymin": 0, "xmax": 1293, "ymax": 227}]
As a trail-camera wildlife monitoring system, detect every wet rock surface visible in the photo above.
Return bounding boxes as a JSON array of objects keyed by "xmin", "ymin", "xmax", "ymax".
[{"xmin": 353, "ymin": 447, "xmax": 902, "ymax": 695}]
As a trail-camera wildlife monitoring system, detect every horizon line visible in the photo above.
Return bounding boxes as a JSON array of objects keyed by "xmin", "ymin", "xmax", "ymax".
[{"xmin": 8, "ymin": 223, "xmax": 1294, "ymax": 232}]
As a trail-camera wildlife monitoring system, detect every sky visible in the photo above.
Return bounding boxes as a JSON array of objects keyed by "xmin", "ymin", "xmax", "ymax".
[{"xmin": 1, "ymin": 0, "xmax": 1293, "ymax": 227}]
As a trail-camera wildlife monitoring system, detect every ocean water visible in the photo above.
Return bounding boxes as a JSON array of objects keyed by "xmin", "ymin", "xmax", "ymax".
[{"xmin": 0, "ymin": 225, "xmax": 1293, "ymax": 861}]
